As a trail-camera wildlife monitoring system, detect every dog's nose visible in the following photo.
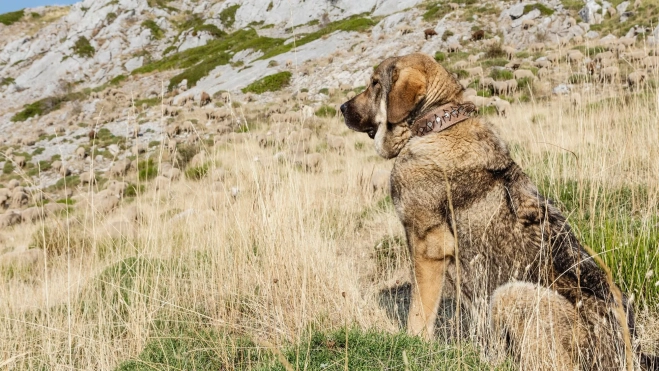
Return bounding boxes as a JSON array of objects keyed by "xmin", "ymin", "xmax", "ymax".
[{"xmin": 340, "ymin": 103, "xmax": 347, "ymax": 114}]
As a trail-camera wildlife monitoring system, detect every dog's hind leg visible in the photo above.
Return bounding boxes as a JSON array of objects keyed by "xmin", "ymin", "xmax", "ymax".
[{"xmin": 489, "ymin": 282, "xmax": 585, "ymax": 371}]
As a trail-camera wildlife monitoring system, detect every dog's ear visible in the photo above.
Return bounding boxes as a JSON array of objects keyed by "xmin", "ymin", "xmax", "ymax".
[{"xmin": 387, "ymin": 66, "xmax": 427, "ymax": 124}]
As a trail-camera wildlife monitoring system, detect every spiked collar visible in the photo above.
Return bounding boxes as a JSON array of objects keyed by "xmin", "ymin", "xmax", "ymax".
[{"xmin": 409, "ymin": 102, "xmax": 477, "ymax": 137}]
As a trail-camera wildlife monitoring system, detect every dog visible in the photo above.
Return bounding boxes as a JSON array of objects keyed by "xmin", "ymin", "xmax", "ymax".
[{"xmin": 341, "ymin": 53, "xmax": 658, "ymax": 370}]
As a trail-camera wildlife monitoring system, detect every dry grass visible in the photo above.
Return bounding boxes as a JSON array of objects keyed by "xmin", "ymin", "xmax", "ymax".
[{"xmin": 1, "ymin": 80, "xmax": 658, "ymax": 369}]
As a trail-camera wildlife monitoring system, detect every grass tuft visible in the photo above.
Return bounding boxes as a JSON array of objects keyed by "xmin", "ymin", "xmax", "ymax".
[{"xmin": 241, "ymin": 72, "xmax": 292, "ymax": 94}]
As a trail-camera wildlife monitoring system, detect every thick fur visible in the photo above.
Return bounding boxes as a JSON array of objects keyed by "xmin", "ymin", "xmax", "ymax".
[{"xmin": 341, "ymin": 53, "xmax": 657, "ymax": 370}]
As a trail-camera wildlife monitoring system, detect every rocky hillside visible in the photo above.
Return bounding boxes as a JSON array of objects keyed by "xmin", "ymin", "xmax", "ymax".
[{"xmin": 0, "ymin": 0, "xmax": 656, "ymax": 220}]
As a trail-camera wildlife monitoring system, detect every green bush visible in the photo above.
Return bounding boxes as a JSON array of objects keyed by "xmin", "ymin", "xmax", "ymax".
[
  {"xmin": 137, "ymin": 160, "xmax": 157, "ymax": 181},
  {"xmin": 315, "ymin": 105, "xmax": 337, "ymax": 117},
  {"xmin": 241, "ymin": 72, "xmax": 292, "ymax": 94},
  {"xmin": 318, "ymin": 88, "xmax": 329, "ymax": 95},
  {"xmin": 141, "ymin": 20, "xmax": 164, "ymax": 39},
  {"xmin": 517, "ymin": 77, "xmax": 534, "ymax": 89},
  {"xmin": 2, "ymin": 161, "xmax": 14, "ymax": 175},
  {"xmin": 185, "ymin": 163, "xmax": 209, "ymax": 180},
  {"xmin": 442, "ymin": 30, "xmax": 454, "ymax": 41},
  {"xmin": 0, "ymin": 9, "xmax": 24, "ymax": 26},
  {"xmin": 106, "ymin": 12, "xmax": 117, "ymax": 23},
  {"xmin": 434, "ymin": 51, "xmax": 446, "ymax": 62},
  {"xmin": 219, "ymin": 4, "xmax": 240, "ymax": 28},
  {"xmin": 0, "ymin": 77, "xmax": 15, "ymax": 87},
  {"xmin": 73, "ymin": 36, "xmax": 95, "ymax": 58},
  {"xmin": 490, "ymin": 69, "xmax": 514, "ymax": 81}
]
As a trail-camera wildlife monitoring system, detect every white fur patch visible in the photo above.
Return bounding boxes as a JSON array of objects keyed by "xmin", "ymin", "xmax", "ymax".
[{"xmin": 373, "ymin": 97, "xmax": 388, "ymax": 158}]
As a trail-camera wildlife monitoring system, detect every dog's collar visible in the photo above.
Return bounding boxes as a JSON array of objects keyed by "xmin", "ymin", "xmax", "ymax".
[{"xmin": 409, "ymin": 102, "xmax": 477, "ymax": 137}]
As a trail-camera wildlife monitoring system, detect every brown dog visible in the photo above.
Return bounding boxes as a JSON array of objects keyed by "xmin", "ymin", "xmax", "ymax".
[{"xmin": 341, "ymin": 53, "xmax": 657, "ymax": 370}]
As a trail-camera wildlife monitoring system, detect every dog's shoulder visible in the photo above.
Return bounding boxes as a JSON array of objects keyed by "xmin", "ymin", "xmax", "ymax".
[{"xmin": 395, "ymin": 118, "xmax": 512, "ymax": 174}]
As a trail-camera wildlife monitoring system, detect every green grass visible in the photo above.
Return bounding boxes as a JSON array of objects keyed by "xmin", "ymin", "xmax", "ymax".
[
  {"xmin": 434, "ymin": 52, "xmax": 446, "ymax": 62},
  {"xmin": 219, "ymin": 4, "xmax": 240, "ymax": 28},
  {"xmin": 133, "ymin": 28, "xmax": 284, "ymax": 90},
  {"xmin": 109, "ymin": 74, "xmax": 127, "ymax": 86},
  {"xmin": 315, "ymin": 105, "xmax": 337, "ymax": 117},
  {"xmin": 116, "ymin": 322, "xmax": 509, "ymax": 371},
  {"xmin": 0, "ymin": 77, "xmax": 15, "ymax": 86},
  {"xmin": 147, "ymin": 0, "xmax": 178, "ymax": 12},
  {"xmin": 481, "ymin": 58, "xmax": 509, "ymax": 68},
  {"xmin": 241, "ymin": 72, "xmax": 292, "ymax": 94},
  {"xmin": 141, "ymin": 20, "xmax": 164, "ymax": 39},
  {"xmin": 106, "ymin": 12, "xmax": 117, "ymax": 23},
  {"xmin": 185, "ymin": 163, "xmax": 209, "ymax": 180},
  {"xmin": 73, "ymin": 36, "xmax": 95, "ymax": 58},
  {"xmin": 257, "ymin": 15, "xmax": 376, "ymax": 61},
  {"xmin": 11, "ymin": 92, "xmax": 86, "ymax": 122},
  {"xmin": 523, "ymin": 3, "xmax": 554, "ymax": 16},
  {"xmin": 137, "ymin": 159, "xmax": 157, "ymax": 181},
  {"xmin": 490, "ymin": 69, "xmax": 514, "ymax": 81},
  {"xmin": 0, "ymin": 9, "xmax": 24, "ymax": 25},
  {"xmin": 423, "ymin": 2, "xmax": 449, "ymax": 21},
  {"xmin": 531, "ymin": 177, "xmax": 659, "ymax": 305},
  {"xmin": 133, "ymin": 15, "xmax": 375, "ymax": 91}
]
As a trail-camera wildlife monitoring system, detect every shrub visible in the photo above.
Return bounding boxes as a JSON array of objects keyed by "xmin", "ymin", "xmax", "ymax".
[
  {"xmin": 241, "ymin": 71, "xmax": 291, "ymax": 94},
  {"xmin": 517, "ymin": 77, "xmax": 534, "ymax": 89},
  {"xmin": 267, "ymin": 60, "xmax": 279, "ymax": 67},
  {"xmin": 318, "ymin": 88, "xmax": 329, "ymax": 95},
  {"xmin": 219, "ymin": 4, "xmax": 240, "ymax": 28},
  {"xmin": 106, "ymin": 12, "xmax": 117, "ymax": 23},
  {"xmin": 490, "ymin": 69, "xmax": 514, "ymax": 81},
  {"xmin": 0, "ymin": 9, "xmax": 24, "ymax": 26},
  {"xmin": 442, "ymin": 30, "xmax": 454, "ymax": 41},
  {"xmin": 434, "ymin": 52, "xmax": 446, "ymax": 62},
  {"xmin": 73, "ymin": 36, "xmax": 95, "ymax": 58},
  {"xmin": 2, "ymin": 161, "xmax": 14, "ymax": 174},
  {"xmin": 137, "ymin": 160, "xmax": 157, "ymax": 181},
  {"xmin": 485, "ymin": 43, "xmax": 506, "ymax": 59},
  {"xmin": 141, "ymin": 20, "xmax": 164, "ymax": 39},
  {"xmin": 176, "ymin": 143, "xmax": 201, "ymax": 168},
  {"xmin": 315, "ymin": 105, "xmax": 336, "ymax": 117},
  {"xmin": 185, "ymin": 163, "xmax": 209, "ymax": 180}
]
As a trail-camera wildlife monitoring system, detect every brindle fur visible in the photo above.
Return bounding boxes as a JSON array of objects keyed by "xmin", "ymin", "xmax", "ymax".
[{"xmin": 342, "ymin": 53, "xmax": 656, "ymax": 370}]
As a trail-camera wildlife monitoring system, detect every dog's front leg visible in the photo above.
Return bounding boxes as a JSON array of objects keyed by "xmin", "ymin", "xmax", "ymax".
[{"xmin": 407, "ymin": 224, "xmax": 455, "ymax": 340}]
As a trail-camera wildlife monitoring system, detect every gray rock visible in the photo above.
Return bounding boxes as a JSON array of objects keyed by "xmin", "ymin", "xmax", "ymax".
[
  {"xmin": 579, "ymin": 0, "xmax": 602, "ymax": 24},
  {"xmin": 124, "ymin": 56, "xmax": 144, "ymax": 72},
  {"xmin": 586, "ymin": 31, "xmax": 600, "ymax": 39},
  {"xmin": 553, "ymin": 84, "xmax": 570, "ymax": 95},
  {"xmin": 616, "ymin": 1, "xmax": 629, "ymax": 14},
  {"xmin": 507, "ymin": 3, "xmax": 526, "ymax": 20}
]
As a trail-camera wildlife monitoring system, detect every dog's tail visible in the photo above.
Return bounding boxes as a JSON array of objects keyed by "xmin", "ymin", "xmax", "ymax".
[{"xmin": 640, "ymin": 353, "xmax": 659, "ymax": 371}]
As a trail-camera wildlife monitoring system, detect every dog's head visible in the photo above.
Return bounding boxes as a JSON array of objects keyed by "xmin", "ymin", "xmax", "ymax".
[{"xmin": 341, "ymin": 53, "xmax": 463, "ymax": 158}]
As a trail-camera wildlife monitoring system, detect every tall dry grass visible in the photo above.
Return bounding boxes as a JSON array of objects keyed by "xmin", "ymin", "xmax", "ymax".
[{"xmin": 1, "ymin": 79, "xmax": 658, "ymax": 369}]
